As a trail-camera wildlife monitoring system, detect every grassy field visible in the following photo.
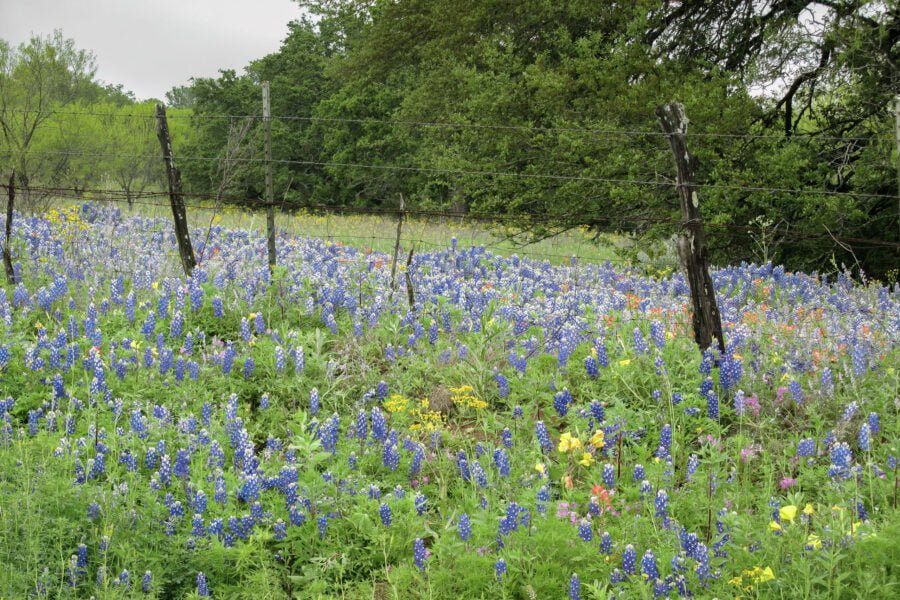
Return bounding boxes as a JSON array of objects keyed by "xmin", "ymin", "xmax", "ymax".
[{"xmin": 0, "ymin": 201, "xmax": 896, "ymax": 599}]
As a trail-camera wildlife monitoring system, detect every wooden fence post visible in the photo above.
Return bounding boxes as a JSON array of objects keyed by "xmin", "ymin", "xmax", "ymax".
[
  {"xmin": 389, "ymin": 194, "xmax": 405, "ymax": 300},
  {"xmin": 262, "ymin": 81, "xmax": 276, "ymax": 273},
  {"xmin": 656, "ymin": 102, "xmax": 725, "ymax": 353},
  {"xmin": 3, "ymin": 171, "xmax": 15, "ymax": 284},
  {"xmin": 155, "ymin": 103, "xmax": 196, "ymax": 277}
]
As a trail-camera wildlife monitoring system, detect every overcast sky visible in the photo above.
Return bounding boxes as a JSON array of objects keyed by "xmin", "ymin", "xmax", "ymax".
[{"xmin": 0, "ymin": 0, "xmax": 306, "ymax": 100}]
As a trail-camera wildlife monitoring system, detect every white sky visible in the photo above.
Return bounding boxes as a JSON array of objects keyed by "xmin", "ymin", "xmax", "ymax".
[{"xmin": 0, "ymin": 0, "xmax": 306, "ymax": 101}]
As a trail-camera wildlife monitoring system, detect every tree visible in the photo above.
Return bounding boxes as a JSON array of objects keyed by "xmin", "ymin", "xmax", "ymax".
[
  {"xmin": 165, "ymin": 85, "xmax": 195, "ymax": 109},
  {"xmin": 0, "ymin": 31, "xmax": 100, "ymax": 207}
]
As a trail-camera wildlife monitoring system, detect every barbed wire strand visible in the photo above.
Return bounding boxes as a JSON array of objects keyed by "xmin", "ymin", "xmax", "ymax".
[
  {"xmin": 3, "ymin": 107, "xmax": 892, "ymax": 143},
  {"xmin": 4, "ymin": 149, "xmax": 898, "ymax": 201}
]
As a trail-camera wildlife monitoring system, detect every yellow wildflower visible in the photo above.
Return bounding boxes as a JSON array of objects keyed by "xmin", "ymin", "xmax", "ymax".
[
  {"xmin": 578, "ymin": 452, "xmax": 595, "ymax": 467},
  {"xmin": 806, "ymin": 534, "xmax": 822, "ymax": 549},
  {"xmin": 803, "ymin": 503, "xmax": 815, "ymax": 515},
  {"xmin": 383, "ymin": 394, "xmax": 409, "ymax": 413},
  {"xmin": 590, "ymin": 430, "xmax": 605, "ymax": 449},
  {"xmin": 535, "ymin": 463, "xmax": 546, "ymax": 476},
  {"xmin": 248, "ymin": 312, "xmax": 257, "ymax": 319},
  {"xmin": 558, "ymin": 432, "xmax": 582, "ymax": 454},
  {"xmin": 151, "ymin": 281, "xmax": 159, "ymax": 290},
  {"xmin": 729, "ymin": 575, "xmax": 744, "ymax": 587},
  {"xmin": 34, "ymin": 321, "xmax": 44, "ymax": 330},
  {"xmin": 779, "ymin": 505, "xmax": 798, "ymax": 523},
  {"xmin": 769, "ymin": 520, "xmax": 782, "ymax": 532},
  {"xmin": 618, "ymin": 359, "xmax": 632, "ymax": 367}
]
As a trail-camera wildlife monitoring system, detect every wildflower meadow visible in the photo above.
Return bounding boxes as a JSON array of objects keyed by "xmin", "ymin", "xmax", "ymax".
[{"xmin": 0, "ymin": 204, "xmax": 897, "ymax": 599}]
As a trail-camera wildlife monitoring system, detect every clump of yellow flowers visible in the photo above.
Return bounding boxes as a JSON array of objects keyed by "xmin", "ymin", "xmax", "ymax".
[
  {"xmin": 409, "ymin": 399, "xmax": 443, "ymax": 433},
  {"xmin": 44, "ymin": 205, "xmax": 90, "ymax": 244},
  {"xmin": 558, "ymin": 431, "xmax": 604, "ymax": 468},
  {"xmin": 449, "ymin": 385, "xmax": 488, "ymax": 410},
  {"xmin": 382, "ymin": 394, "xmax": 443, "ymax": 432},
  {"xmin": 384, "ymin": 394, "xmax": 409, "ymax": 413},
  {"xmin": 729, "ymin": 566, "xmax": 775, "ymax": 591}
]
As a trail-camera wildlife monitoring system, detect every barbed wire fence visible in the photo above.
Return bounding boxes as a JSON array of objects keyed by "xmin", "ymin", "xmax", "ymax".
[{"xmin": 1, "ymin": 101, "xmax": 898, "ymax": 296}]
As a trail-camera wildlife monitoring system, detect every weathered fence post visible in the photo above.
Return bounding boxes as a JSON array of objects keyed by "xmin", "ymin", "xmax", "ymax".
[
  {"xmin": 389, "ymin": 194, "xmax": 406, "ymax": 300},
  {"xmin": 405, "ymin": 246, "xmax": 416, "ymax": 310},
  {"xmin": 3, "ymin": 171, "xmax": 15, "ymax": 284},
  {"xmin": 155, "ymin": 103, "xmax": 196, "ymax": 277},
  {"xmin": 656, "ymin": 102, "xmax": 725, "ymax": 353},
  {"xmin": 262, "ymin": 81, "xmax": 276, "ymax": 273}
]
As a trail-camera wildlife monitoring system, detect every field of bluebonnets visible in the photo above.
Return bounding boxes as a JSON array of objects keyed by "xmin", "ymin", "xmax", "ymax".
[{"xmin": 0, "ymin": 203, "xmax": 898, "ymax": 599}]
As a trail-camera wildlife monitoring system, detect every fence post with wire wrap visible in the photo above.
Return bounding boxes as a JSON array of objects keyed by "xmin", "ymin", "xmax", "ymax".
[
  {"xmin": 656, "ymin": 102, "xmax": 725, "ymax": 354},
  {"xmin": 155, "ymin": 103, "xmax": 196, "ymax": 277},
  {"xmin": 3, "ymin": 171, "xmax": 15, "ymax": 284}
]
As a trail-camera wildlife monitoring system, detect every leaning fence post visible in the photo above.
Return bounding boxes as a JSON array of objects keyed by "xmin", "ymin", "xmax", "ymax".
[
  {"xmin": 155, "ymin": 103, "xmax": 196, "ymax": 277},
  {"xmin": 3, "ymin": 171, "xmax": 15, "ymax": 284},
  {"xmin": 656, "ymin": 102, "xmax": 725, "ymax": 353}
]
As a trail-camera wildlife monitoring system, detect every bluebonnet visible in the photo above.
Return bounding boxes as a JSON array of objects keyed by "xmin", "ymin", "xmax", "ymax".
[
  {"xmin": 371, "ymin": 407, "xmax": 387, "ymax": 442},
  {"xmin": 192, "ymin": 514, "xmax": 205, "ymax": 537},
  {"xmin": 650, "ymin": 321, "xmax": 665, "ymax": 348},
  {"xmin": 707, "ymin": 391, "xmax": 719, "ymax": 420},
  {"xmin": 584, "ymin": 355, "xmax": 599, "ymax": 379},
  {"xmin": 553, "ymin": 388, "xmax": 571, "ymax": 417},
  {"xmin": 633, "ymin": 328, "xmax": 649, "ymax": 354},
  {"xmin": 495, "ymin": 558, "xmax": 507, "ymax": 581},
  {"xmin": 686, "ymin": 454, "xmax": 700, "ymax": 480},
  {"xmin": 382, "ymin": 443, "xmax": 400, "ymax": 470},
  {"xmin": 656, "ymin": 424, "xmax": 672, "ymax": 459},
  {"xmin": 413, "ymin": 538, "xmax": 428, "ymax": 571},
  {"xmin": 569, "ymin": 573, "xmax": 581, "ymax": 600},
  {"xmin": 472, "ymin": 459, "xmax": 489, "ymax": 488},
  {"xmin": 495, "ymin": 373, "xmax": 509, "ymax": 398},
  {"xmin": 600, "ymin": 531, "xmax": 613, "ymax": 555},
  {"xmin": 858, "ymin": 423, "xmax": 872, "ymax": 451},
  {"xmin": 789, "ymin": 379, "xmax": 803, "ymax": 403},
  {"xmin": 275, "ymin": 347, "xmax": 285, "ymax": 373},
  {"xmin": 589, "ymin": 400, "xmax": 605, "ymax": 423},
  {"xmin": 655, "ymin": 490, "xmax": 669, "ymax": 521},
  {"xmin": 641, "ymin": 549, "xmax": 660, "ymax": 580},
  {"xmin": 493, "ymin": 448, "xmax": 510, "ymax": 477},
  {"xmin": 842, "ymin": 401, "xmax": 859, "ymax": 421},
  {"xmin": 196, "ymin": 572, "xmax": 210, "ymax": 597},
  {"xmin": 829, "ymin": 442, "xmax": 853, "ymax": 479},
  {"xmin": 577, "ymin": 519, "xmax": 593, "ymax": 542},
  {"xmin": 797, "ymin": 438, "xmax": 816, "ymax": 457},
  {"xmin": 535, "ymin": 421, "xmax": 553, "ymax": 453},
  {"xmin": 633, "ymin": 464, "xmax": 645, "ymax": 482},
  {"xmin": 458, "ymin": 513, "xmax": 472, "ymax": 541},
  {"xmin": 318, "ymin": 414, "xmax": 340, "ymax": 454},
  {"xmin": 379, "ymin": 503, "xmax": 392, "ymax": 526},
  {"xmin": 622, "ymin": 544, "xmax": 638, "ymax": 576},
  {"xmin": 414, "ymin": 492, "xmax": 427, "ymax": 515},
  {"xmin": 603, "ymin": 463, "xmax": 615, "ymax": 488},
  {"xmin": 868, "ymin": 412, "xmax": 880, "ymax": 434}
]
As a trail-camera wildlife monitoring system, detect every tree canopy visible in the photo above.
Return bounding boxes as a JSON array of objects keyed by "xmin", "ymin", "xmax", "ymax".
[{"xmin": 2, "ymin": 3, "xmax": 897, "ymax": 275}]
